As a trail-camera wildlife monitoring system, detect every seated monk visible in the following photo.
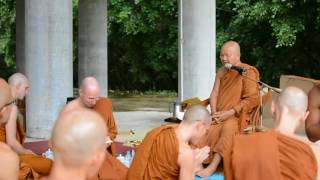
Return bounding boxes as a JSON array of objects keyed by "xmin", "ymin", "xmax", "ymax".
[
  {"xmin": 62, "ymin": 76, "xmax": 127, "ymax": 180},
  {"xmin": 0, "ymin": 73, "xmax": 52, "ymax": 179},
  {"xmin": 0, "ymin": 78, "xmax": 20, "ymax": 179},
  {"xmin": 196, "ymin": 41, "xmax": 260, "ymax": 179},
  {"xmin": 232, "ymin": 87, "xmax": 320, "ymax": 180},
  {"xmin": 45, "ymin": 108, "xmax": 107, "ymax": 180},
  {"xmin": 128, "ymin": 105, "xmax": 211, "ymax": 180},
  {"xmin": 306, "ymin": 84, "xmax": 320, "ymax": 142}
]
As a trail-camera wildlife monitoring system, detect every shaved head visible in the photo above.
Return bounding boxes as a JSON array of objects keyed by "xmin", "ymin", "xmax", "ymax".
[
  {"xmin": 220, "ymin": 41, "xmax": 241, "ymax": 65},
  {"xmin": 8, "ymin": 73, "xmax": 28, "ymax": 87},
  {"xmin": 8, "ymin": 73, "xmax": 29, "ymax": 100},
  {"xmin": 183, "ymin": 105, "xmax": 211, "ymax": 125},
  {"xmin": 277, "ymin": 86, "xmax": 308, "ymax": 115},
  {"xmin": 0, "ymin": 142, "xmax": 19, "ymax": 179},
  {"xmin": 52, "ymin": 108, "xmax": 107, "ymax": 167},
  {"xmin": 79, "ymin": 77, "xmax": 100, "ymax": 108},
  {"xmin": 221, "ymin": 41, "xmax": 241, "ymax": 57},
  {"xmin": 273, "ymin": 86, "xmax": 309, "ymax": 131},
  {"xmin": 181, "ymin": 105, "xmax": 211, "ymax": 145},
  {"xmin": 80, "ymin": 76, "xmax": 100, "ymax": 93}
]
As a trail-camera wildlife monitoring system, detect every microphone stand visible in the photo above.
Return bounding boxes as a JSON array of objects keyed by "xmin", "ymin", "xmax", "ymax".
[{"xmin": 237, "ymin": 70, "xmax": 281, "ymax": 133}]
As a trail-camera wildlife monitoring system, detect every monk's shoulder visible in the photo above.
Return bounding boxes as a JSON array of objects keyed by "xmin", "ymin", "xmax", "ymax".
[{"xmin": 96, "ymin": 97, "xmax": 113, "ymax": 106}]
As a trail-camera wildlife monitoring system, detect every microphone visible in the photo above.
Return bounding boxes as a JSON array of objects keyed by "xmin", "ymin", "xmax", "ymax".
[{"xmin": 224, "ymin": 63, "xmax": 247, "ymax": 75}]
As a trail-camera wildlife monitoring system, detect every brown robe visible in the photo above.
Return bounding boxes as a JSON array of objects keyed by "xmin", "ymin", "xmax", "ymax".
[
  {"xmin": 128, "ymin": 126, "xmax": 179, "ymax": 180},
  {"xmin": 92, "ymin": 97, "xmax": 118, "ymax": 156},
  {"xmin": 0, "ymin": 122, "xmax": 53, "ymax": 179},
  {"xmin": 198, "ymin": 63, "xmax": 260, "ymax": 179},
  {"xmin": 232, "ymin": 130, "xmax": 317, "ymax": 180},
  {"xmin": 91, "ymin": 152, "xmax": 128, "ymax": 180}
]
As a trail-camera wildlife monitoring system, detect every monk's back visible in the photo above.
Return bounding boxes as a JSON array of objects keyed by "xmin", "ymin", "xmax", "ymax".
[
  {"xmin": 128, "ymin": 126, "xmax": 180, "ymax": 180},
  {"xmin": 232, "ymin": 130, "xmax": 317, "ymax": 180}
]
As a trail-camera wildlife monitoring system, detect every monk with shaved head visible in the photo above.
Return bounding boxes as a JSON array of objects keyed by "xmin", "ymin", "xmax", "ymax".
[
  {"xmin": 0, "ymin": 73, "xmax": 53, "ymax": 179},
  {"xmin": 196, "ymin": 41, "xmax": 260, "ymax": 178},
  {"xmin": 62, "ymin": 76, "xmax": 126, "ymax": 180},
  {"xmin": 232, "ymin": 87, "xmax": 320, "ymax": 180},
  {"xmin": 128, "ymin": 105, "xmax": 212, "ymax": 180},
  {"xmin": 46, "ymin": 108, "xmax": 107, "ymax": 180}
]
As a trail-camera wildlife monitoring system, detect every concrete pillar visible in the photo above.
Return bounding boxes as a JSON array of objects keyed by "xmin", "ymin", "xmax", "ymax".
[
  {"xmin": 16, "ymin": 0, "xmax": 25, "ymax": 73},
  {"xmin": 78, "ymin": 0, "xmax": 108, "ymax": 96},
  {"xmin": 25, "ymin": 0, "xmax": 73, "ymax": 138},
  {"xmin": 178, "ymin": 0, "xmax": 216, "ymax": 101}
]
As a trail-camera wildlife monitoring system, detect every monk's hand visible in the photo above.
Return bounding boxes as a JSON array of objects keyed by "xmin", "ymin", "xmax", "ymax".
[
  {"xmin": 212, "ymin": 109, "xmax": 235, "ymax": 123},
  {"xmin": 195, "ymin": 146, "xmax": 210, "ymax": 164},
  {"xmin": 25, "ymin": 149, "xmax": 36, "ymax": 155}
]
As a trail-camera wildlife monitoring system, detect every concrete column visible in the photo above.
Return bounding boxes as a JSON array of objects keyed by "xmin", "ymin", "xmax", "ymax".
[
  {"xmin": 16, "ymin": 0, "xmax": 25, "ymax": 73},
  {"xmin": 178, "ymin": 0, "xmax": 216, "ymax": 101},
  {"xmin": 78, "ymin": 0, "xmax": 108, "ymax": 96},
  {"xmin": 25, "ymin": 0, "xmax": 73, "ymax": 138}
]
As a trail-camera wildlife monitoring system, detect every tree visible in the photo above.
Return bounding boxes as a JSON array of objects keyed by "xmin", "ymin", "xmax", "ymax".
[
  {"xmin": 107, "ymin": 0, "xmax": 178, "ymax": 90},
  {"xmin": 217, "ymin": 0, "xmax": 320, "ymax": 86},
  {"xmin": 0, "ymin": 0, "xmax": 15, "ymax": 78}
]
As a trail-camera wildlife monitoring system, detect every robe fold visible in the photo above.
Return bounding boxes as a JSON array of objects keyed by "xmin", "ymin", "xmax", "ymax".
[
  {"xmin": 0, "ymin": 122, "xmax": 53, "ymax": 179},
  {"xmin": 93, "ymin": 97, "xmax": 118, "ymax": 156},
  {"xmin": 128, "ymin": 126, "xmax": 180, "ymax": 180},
  {"xmin": 92, "ymin": 151, "xmax": 128, "ymax": 180},
  {"xmin": 232, "ymin": 130, "xmax": 317, "ymax": 180}
]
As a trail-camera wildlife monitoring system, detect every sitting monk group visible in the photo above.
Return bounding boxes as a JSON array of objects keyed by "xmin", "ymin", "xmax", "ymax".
[{"xmin": 1, "ymin": 40, "xmax": 320, "ymax": 180}]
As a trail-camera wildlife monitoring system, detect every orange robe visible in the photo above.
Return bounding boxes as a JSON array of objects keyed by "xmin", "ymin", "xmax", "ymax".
[
  {"xmin": 199, "ymin": 63, "xmax": 260, "ymax": 179},
  {"xmin": 0, "ymin": 122, "xmax": 53, "ymax": 179},
  {"xmin": 91, "ymin": 152, "xmax": 128, "ymax": 180},
  {"xmin": 232, "ymin": 130, "xmax": 317, "ymax": 180},
  {"xmin": 93, "ymin": 97, "xmax": 118, "ymax": 156},
  {"xmin": 128, "ymin": 126, "xmax": 179, "ymax": 180}
]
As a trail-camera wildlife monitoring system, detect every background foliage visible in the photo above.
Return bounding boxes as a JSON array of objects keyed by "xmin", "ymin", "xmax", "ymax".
[{"xmin": 1, "ymin": 0, "xmax": 320, "ymax": 89}]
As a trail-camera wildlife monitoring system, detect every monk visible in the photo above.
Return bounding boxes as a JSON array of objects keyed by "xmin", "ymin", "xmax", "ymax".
[
  {"xmin": 196, "ymin": 41, "xmax": 260, "ymax": 178},
  {"xmin": 62, "ymin": 76, "xmax": 127, "ymax": 180},
  {"xmin": 128, "ymin": 105, "xmax": 211, "ymax": 180},
  {"xmin": 62, "ymin": 76, "xmax": 118, "ymax": 155},
  {"xmin": 46, "ymin": 108, "xmax": 107, "ymax": 180},
  {"xmin": 0, "ymin": 78, "xmax": 20, "ymax": 180},
  {"xmin": 306, "ymin": 84, "xmax": 320, "ymax": 142},
  {"xmin": 232, "ymin": 87, "xmax": 320, "ymax": 180},
  {"xmin": 0, "ymin": 73, "xmax": 53, "ymax": 179}
]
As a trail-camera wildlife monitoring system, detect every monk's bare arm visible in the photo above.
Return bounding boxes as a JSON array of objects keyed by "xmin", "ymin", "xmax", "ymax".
[
  {"xmin": 178, "ymin": 148, "xmax": 195, "ymax": 180},
  {"xmin": 5, "ymin": 105, "xmax": 33, "ymax": 154},
  {"xmin": 306, "ymin": 86, "xmax": 320, "ymax": 142},
  {"xmin": 232, "ymin": 68, "xmax": 259, "ymax": 115},
  {"xmin": 210, "ymin": 68, "xmax": 224, "ymax": 114}
]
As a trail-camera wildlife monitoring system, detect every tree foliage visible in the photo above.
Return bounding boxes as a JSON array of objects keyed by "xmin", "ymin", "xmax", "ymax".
[
  {"xmin": 0, "ymin": 0, "xmax": 15, "ymax": 78},
  {"xmin": 107, "ymin": 0, "xmax": 178, "ymax": 90},
  {"xmin": 1, "ymin": 0, "xmax": 320, "ymax": 89},
  {"xmin": 217, "ymin": 0, "xmax": 320, "ymax": 86}
]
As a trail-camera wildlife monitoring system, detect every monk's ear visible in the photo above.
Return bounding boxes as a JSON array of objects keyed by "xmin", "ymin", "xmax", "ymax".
[{"xmin": 301, "ymin": 111, "xmax": 310, "ymax": 123}]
